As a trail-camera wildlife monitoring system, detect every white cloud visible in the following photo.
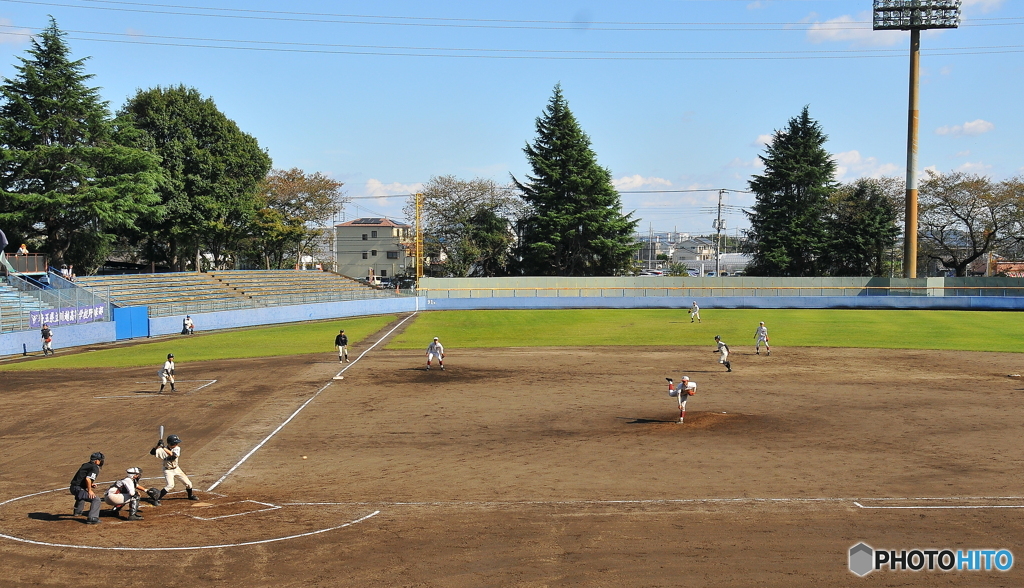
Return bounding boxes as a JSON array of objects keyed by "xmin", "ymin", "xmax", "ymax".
[
  {"xmin": 962, "ymin": 0, "xmax": 1005, "ymax": 14},
  {"xmin": 955, "ymin": 150, "xmax": 971, "ymax": 158},
  {"xmin": 727, "ymin": 157, "xmax": 763, "ymax": 169},
  {"xmin": 956, "ymin": 161, "xmax": 992, "ymax": 173},
  {"xmin": 940, "ymin": 66, "xmax": 953, "ymax": 76},
  {"xmin": 612, "ymin": 175, "xmax": 672, "ymax": 191},
  {"xmin": 806, "ymin": 12, "xmax": 904, "ymax": 47},
  {"xmin": 753, "ymin": 134, "xmax": 773, "ymax": 147},
  {"xmin": 834, "ymin": 150, "xmax": 901, "ymax": 181},
  {"xmin": 362, "ymin": 179, "xmax": 423, "ymax": 200},
  {"xmin": 935, "ymin": 119, "xmax": 994, "ymax": 136},
  {"xmin": 0, "ymin": 18, "xmax": 31, "ymax": 45}
]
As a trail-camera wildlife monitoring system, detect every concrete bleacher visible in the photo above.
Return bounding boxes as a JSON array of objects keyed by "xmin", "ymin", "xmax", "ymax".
[
  {"xmin": 0, "ymin": 281, "xmax": 50, "ymax": 332},
  {"xmin": 75, "ymin": 272, "xmax": 253, "ymax": 317},
  {"xmin": 75, "ymin": 270, "xmax": 390, "ymax": 318}
]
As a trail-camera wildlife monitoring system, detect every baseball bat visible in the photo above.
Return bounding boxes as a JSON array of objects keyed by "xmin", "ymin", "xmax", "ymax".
[{"xmin": 159, "ymin": 425, "xmax": 164, "ymax": 442}]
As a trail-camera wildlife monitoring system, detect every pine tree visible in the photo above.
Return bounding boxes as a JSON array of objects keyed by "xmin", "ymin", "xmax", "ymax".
[
  {"xmin": 745, "ymin": 106, "xmax": 835, "ymax": 276},
  {"xmin": 0, "ymin": 18, "xmax": 161, "ymax": 271},
  {"xmin": 513, "ymin": 84, "xmax": 638, "ymax": 276}
]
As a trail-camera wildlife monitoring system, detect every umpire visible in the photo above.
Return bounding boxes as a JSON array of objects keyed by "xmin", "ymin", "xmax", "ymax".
[{"xmin": 70, "ymin": 452, "xmax": 105, "ymax": 524}]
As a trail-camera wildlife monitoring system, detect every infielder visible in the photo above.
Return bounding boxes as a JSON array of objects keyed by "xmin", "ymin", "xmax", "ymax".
[
  {"xmin": 70, "ymin": 452, "xmax": 104, "ymax": 524},
  {"xmin": 689, "ymin": 301, "xmax": 701, "ymax": 323},
  {"xmin": 754, "ymin": 321, "xmax": 770, "ymax": 355},
  {"xmin": 335, "ymin": 329, "xmax": 349, "ymax": 363},
  {"xmin": 150, "ymin": 434, "xmax": 198, "ymax": 502},
  {"xmin": 426, "ymin": 336, "xmax": 444, "ymax": 370},
  {"xmin": 666, "ymin": 376, "xmax": 697, "ymax": 423},
  {"xmin": 159, "ymin": 353, "xmax": 176, "ymax": 393},
  {"xmin": 104, "ymin": 467, "xmax": 151, "ymax": 521},
  {"xmin": 714, "ymin": 335, "xmax": 732, "ymax": 372}
]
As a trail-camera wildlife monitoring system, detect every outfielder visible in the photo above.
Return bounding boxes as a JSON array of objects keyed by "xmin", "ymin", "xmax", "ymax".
[
  {"xmin": 104, "ymin": 467, "xmax": 151, "ymax": 521},
  {"xmin": 426, "ymin": 336, "xmax": 444, "ymax": 370},
  {"xmin": 689, "ymin": 301, "xmax": 701, "ymax": 323},
  {"xmin": 666, "ymin": 376, "xmax": 697, "ymax": 423},
  {"xmin": 335, "ymin": 329, "xmax": 349, "ymax": 363},
  {"xmin": 150, "ymin": 434, "xmax": 198, "ymax": 502},
  {"xmin": 40, "ymin": 323, "xmax": 54, "ymax": 356},
  {"xmin": 714, "ymin": 335, "xmax": 732, "ymax": 372},
  {"xmin": 754, "ymin": 321, "xmax": 770, "ymax": 355},
  {"xmin": 159, "ymin": 353, "xmax": 176, "ymax": 393}
]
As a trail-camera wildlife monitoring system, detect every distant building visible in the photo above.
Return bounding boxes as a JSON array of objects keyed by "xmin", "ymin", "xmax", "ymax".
[{"xmin": 333, "ymin": 218, "xmax": 414, "ymax": 279}]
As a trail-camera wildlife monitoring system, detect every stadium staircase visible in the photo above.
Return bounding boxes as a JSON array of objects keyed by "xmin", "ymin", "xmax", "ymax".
[
  {"xmin": 75, "ymin": 270, "xmax": 392, "ymax": 318},
  {"xmin": 0, "ymin": 280, "xmax": 50, "ymax": 333}
]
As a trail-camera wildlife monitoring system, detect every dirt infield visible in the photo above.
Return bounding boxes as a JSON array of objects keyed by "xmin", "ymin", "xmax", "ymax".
[{"xmin": 2, "ymin": 316, "xmax": 1023, "ymax": 586}]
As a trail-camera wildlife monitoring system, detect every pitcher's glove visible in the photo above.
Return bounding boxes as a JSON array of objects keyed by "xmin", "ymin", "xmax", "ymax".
[{"xmin": 665, "ymin": 377, "xmax": 673, "ymax": 382}]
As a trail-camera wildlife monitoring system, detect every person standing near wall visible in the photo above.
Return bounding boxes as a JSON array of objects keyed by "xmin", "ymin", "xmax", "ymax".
[{"xmin": 40, "ymin": 323, "xmax": 54, "ymax": 356}]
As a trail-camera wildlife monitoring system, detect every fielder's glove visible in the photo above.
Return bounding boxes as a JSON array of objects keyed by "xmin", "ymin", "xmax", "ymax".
[{"xmin": 665, "ymin": 377, "xmax": 673, "ymax": 382}]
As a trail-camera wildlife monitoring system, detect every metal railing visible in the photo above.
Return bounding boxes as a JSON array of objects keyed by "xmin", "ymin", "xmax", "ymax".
[
  {"xmin": 419, "ymin": 285, "xmax": 1024, "ymax": 298},
  {"xmin": 142, "ymin": 286, "xmax": 415, "ymax": 317}
]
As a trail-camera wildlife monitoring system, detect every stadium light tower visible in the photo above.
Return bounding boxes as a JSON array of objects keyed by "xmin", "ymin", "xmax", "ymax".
[{"xmin": 873, "ymin": 0, "xmax": 961, "ymax": 278}]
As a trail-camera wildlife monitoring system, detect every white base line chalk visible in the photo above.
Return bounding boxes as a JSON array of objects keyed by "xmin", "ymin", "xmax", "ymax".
[{"xmin": 207, "ymin": 312, "xmax": 417, "ymax": 492}]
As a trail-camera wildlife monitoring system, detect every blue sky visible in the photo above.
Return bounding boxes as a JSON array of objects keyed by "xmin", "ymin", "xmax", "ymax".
[{"xmin": 0, "ymin": 0, "xmax": 1020, "ymax": 235}]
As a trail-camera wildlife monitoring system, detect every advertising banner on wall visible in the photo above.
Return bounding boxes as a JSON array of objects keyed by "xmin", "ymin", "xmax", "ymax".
[{"xmin": 29, "ymin": 304, "xmax": 106, "ymax": 329}]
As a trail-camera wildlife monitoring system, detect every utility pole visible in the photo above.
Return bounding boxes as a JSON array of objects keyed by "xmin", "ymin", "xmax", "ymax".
[
  {"xmin": 414, "ymin": 192, "xmax": 423, "ymax": 283},
  {"xmin": 873, "ymin": 0, "xmax": 961, "ymax": 278},
  {"xmin": 712, "ymin": 189, "xmax": 725, "ymax": 276}
]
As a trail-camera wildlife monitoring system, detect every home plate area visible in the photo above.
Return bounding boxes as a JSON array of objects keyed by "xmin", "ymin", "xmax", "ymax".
[{"xmin": 0, "ymin": 487, "xmax": 378, "ymax": 550}]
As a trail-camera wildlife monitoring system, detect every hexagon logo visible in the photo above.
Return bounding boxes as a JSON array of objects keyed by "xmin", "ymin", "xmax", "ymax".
[{"xmin": 849, "ymin": 542, "xmax": 874, "ymax": 577}]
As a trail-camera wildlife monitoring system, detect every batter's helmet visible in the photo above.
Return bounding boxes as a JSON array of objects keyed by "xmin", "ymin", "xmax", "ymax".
[
  {"xmin": 167, "ymin": 353, "xmax": 174, "ymax": 359},
  {"xmin": 166, "ymin": 434, "xmax": 181, "ymax": 445},
  {"xmin": 90, "ymin": 452, "xmax": 105, "ymax": 462},
  {"xmin": 126, "ymin": 467, "xmax": 141, "ymax": 476}
]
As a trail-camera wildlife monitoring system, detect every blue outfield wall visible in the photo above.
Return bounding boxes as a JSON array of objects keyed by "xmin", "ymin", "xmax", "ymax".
[
  {"xmin": 424, "ymin": 296, "xmax": 1024, "ymax": 311},
  {"xmin": 0, "ymin": 320, "xmax": 117, "ymax": 357},
  {"xmin": 148, "ymin": 296, "xmax": 422, "ymax": 337}
]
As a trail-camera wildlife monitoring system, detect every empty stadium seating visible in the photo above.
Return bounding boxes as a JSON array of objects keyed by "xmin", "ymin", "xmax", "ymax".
[
  {"xmin": 75, "ymin": 270, "xmax": 395, "ymax": 317},
  {"xmin": 0, "ymin": 281, "xmax": 49, "ymax": 332}
]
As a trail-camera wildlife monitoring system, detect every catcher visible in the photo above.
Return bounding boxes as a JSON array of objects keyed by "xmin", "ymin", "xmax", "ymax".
[
  {"xmin": 103, "ymin": 467, "xmax": 156, "ymax": 520},
  {"xmin": 666, "ymin": 376, "xmax": 696, "ymax": 423}
]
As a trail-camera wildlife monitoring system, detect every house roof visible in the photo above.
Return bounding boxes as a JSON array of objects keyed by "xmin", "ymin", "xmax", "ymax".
[{"xmin": 335, "ymin": 217, "xmax": 411, "ymax": 228}]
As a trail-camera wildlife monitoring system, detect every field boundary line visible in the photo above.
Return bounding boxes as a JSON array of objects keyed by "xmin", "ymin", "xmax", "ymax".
[{"xmin": 207, "ymin": 313, "xmax": 417, "ymax": 492}]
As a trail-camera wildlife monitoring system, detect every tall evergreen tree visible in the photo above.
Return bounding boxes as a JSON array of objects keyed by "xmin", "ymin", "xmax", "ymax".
[
  {"xmin": 513, "ymin": 84, "xmax": 638, "ymax": 276},
  {"xmin": 823, "ymin": 179, "xmax": 900, "ymax": 276},
  {"xmin": 0, "ymin": 18, "xmax": 162, "ymax": 272},
  {"xmin": 117, "ymin": 85, "xmax": 271, "ymax": 270},
  {"xmin": 745, "ymin": 106, "xmax": 835, "ymax": 276}
]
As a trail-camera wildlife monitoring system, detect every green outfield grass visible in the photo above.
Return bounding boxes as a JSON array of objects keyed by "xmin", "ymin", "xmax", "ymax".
[
  {"xmin": 0, "ymin": 315, "xmax": 396, "ymax": 371},
  {"xmin": 387, "ymin": 308, "xmax": 1024, "ymax": 353}
]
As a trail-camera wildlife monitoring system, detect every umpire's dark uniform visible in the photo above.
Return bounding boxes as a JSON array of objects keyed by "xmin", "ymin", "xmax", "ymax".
[{"xmin": 70, "ymin": 452, "xmax": 104, "ymax": 523}]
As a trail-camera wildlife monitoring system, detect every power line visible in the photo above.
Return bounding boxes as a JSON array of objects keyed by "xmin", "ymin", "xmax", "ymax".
[{"xmin": 2, "ymin": 0, "xmax": 1020, "ymax": 32}]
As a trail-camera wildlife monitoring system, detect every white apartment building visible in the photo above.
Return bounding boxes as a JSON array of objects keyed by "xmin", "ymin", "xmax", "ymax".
[{"xmin": 333, "ymin": 218, "xmax": 414, "ymax": 279}]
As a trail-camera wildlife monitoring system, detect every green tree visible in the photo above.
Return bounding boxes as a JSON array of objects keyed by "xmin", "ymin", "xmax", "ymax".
[
  {"xmin": 117, "ymin": 85, "xmax": 271, "ymax": 270},
  {"xmin": 250, "ymin": 168, "xmax": 345, "ymax": 269},
  {"xmin": 745, "ymin": 106, "xmax": 836, "ymax": 276},
  {"xmin": 513, "ymin": 84, "xmax": 638, "ymax": 276},
  {"xmin": 823, "ymin": 179, "xmax": 900, "ymax": 276},
  {"xmin": 0, "ymin": 19, "xmax": 162, "ymax": 272},
  {"xmin": 404, "ymin": 175, "xmax": 523, "ymax": 277}
]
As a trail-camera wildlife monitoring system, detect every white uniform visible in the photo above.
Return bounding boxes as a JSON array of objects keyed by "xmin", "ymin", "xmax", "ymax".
[
  {"xmin": 156, "ymin": 446, "xmax": 193, "ymax": 492},
  {"xmin": 426, "ymin": 340, "xmax": 444, "ymax": 369},
  {"xmin": 690, "ymin": 302, "xmax": 701, "ymax": 323},
  {"xmin": 755, "ymin": 324, "xmax": 770, "ymax": 354},
  {"xmin": 104, "ymin": 476, "xmax": 138, "ymax": 507},
  {"xmin": 161, "ymin": 359, "xmax": 175, "ymax": 386},
  {"xmin": 715, "ymin": 339, "xmax": 731, "ymax": 372},
  {"xmin": 671, "ymin": 379, "xmax": 697, "ymax": 423}
]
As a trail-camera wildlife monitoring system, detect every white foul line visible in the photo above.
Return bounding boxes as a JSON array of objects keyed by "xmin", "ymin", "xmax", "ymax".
[
  {"xmin": 207, "ymin": 313, "xmax": 417, "ymax": 492},
  {"xmin": 854, "ymin": 501, "xmax": 1024, "ymax": 510}
]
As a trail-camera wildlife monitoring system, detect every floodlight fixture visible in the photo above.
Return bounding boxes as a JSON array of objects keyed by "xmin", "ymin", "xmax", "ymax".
[
  {"xmin": 874, "ymin": 1, "xmax": 961, "ymax": 278},
  {"xmin": 873, "ymin": 1, "xmax": 961, "ymax": 31}
]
